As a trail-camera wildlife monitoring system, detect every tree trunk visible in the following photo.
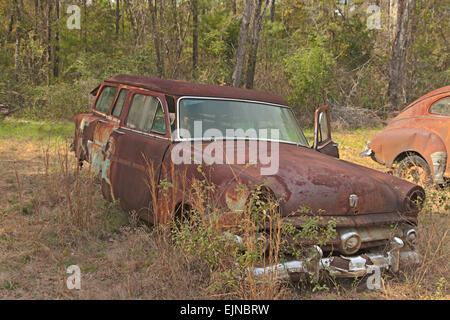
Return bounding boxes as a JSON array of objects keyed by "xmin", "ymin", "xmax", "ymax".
[
  {"xmin": 269, "ymin": 0, "xmax": 275, "ymax": 22},
  {"xmin": 14, "ymin": 0, "xmax": 22, "ymax": 82},
  {"xmin": 232, "ymin": 0, "xmax": 254, "ymax": 87},
  {"xmin": 149, "ymin": 0, "xmax": 163, "ymax": 77},
  {"xmin": 53, "ymin": 0, "xmax": 60, "ymax": 78},
  {"xmin": 46, "ymin": 0, "xmax": 53, "ymax": 85},
  {"xmin": 6, "ymin": 14, "xmax": 14, "ymax": 43},
  {"xmin": 245, "ymin": 0, "xmax": 269, "ymax": 89},
  {"xmin": 83, "ymin": 0, "xmax": 87, "ymax": 53},
  {"xmin": 33, "ymin": 0, "xmax": 39, "ymax": 40},
  {"xmin": 159, "ymin": 0, "xmax": 165, "ymax": 77},
  {"xmin": 388, "ymin": 0, "xmax": 416, "ymax": 108},
  {"xmin": 231, "ymin": 0, "xmax": 236, "ymax": 15},
  {"xmin": 192, "ymin": 0, "xmax": 198, "ymax": 79},
  {"xmin": 389, "ymin": 0, "xmax": 399, "ymax": 44},
  {"xmin": 115, "ymin": 0, "xmax": 120, "ymax": 39}
]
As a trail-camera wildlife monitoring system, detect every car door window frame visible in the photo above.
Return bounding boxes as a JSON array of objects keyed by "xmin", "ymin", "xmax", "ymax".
[
  {"xmin": 121, "ymin": 89, "xmax": 171, "ymax": 140},
  {"xmin": 108, "ymin": 87, "xmax": 130, "ymax": 123},
  {"xmin": 92, "ymin": 84, "xmax": 119, "ymax": 116}
]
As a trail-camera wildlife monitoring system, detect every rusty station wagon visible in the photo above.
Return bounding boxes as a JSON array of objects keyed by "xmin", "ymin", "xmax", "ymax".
[
  {"xmin": 361, "ymin": 86, "xmax": 450, "ymax": 186},
  {"xmin": 73, "ymin": 74, "xmax": 424, "ymax": 279}
]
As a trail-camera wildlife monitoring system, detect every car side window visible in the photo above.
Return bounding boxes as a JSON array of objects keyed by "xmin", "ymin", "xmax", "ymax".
[
  {"xmin": 151, "ymin": 103, "xmax": 167, "ymax": 134},
  {"xmin": 125, "ymin": 94, "xmax": 163, "ymax": 133},
  {"xmin": 429, "ymin": 97, "xmax": 450, "ymax": 116},
  {"xmin": 111, "ymin": 88, "xmax": 129, "ymax": 118},
  {"xmin": 94, "ymin": 86, "xmax": 118, "ymax": 114}
]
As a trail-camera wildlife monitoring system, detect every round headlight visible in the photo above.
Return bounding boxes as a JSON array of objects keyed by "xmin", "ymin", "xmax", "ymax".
[
  {"xmin": 341, "ymin": 231, "xmax": 361, "ymax": 255},
  {"xmin": 404, "ymin": 187, "xmax": 425, "ymax": 212},
  {"xmin": 406, "ymin": 229, "xmax": 417, "ymax": 245}
]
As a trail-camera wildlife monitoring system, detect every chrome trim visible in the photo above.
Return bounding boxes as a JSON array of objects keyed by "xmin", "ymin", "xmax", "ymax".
[
  {"xmin": 112, "ymin": 129, "xmax": 125, "ymax": 135},
  {"xmin": 120, "ymin": 126, "xmax": 170, "ymax": 141},
  {"xmin": 252, "ymin": 237, "xmax": 419, "ymax": 280},
  {"xmin": 405, "ymin": 228, "xmax": 417, "ymax": 245},
  {"xmin": 349, "ymin": 194, "xmax": 359, "ymax": 208},
  {"xmin": 105, "ymin": 115, "xmax": 120, "ymax": 123},
  {"xmin": 430, "ymin": 151, "xmax": 447, "ymax": 184},
  {"xmin": 340, "ymin": 231, "xmax": 361, "ymax": 254},
  {"xmin": 359, "ymin": 141, "xmax": 373, "ymax": 157}
]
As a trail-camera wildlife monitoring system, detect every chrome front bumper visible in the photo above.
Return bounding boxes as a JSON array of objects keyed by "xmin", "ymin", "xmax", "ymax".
[
  {"xmin": 252, "ymin": 237, "xmax": 420, "ymax": 280},
  {"xmin": 359, "ymin": 141, "xmax": 373, "ymax": 157}
]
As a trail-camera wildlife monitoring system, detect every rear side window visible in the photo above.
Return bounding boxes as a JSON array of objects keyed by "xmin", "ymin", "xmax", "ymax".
[
  {"xmin": 151, "ymin": 104, "xmax": 167, "ymax": 134},
  {"xmin": 111, "ymin": 88, "xmax": 129, "ymax": 118},
  {"xmin": 94, "ymin": 86, "xmax": 118, "ymax": 113},
  {"xmin": 430, "ymin": 97, "xmax": 450, "ymax": 116},
  {"xmin": 126, "ymin": 94, "xmax": 166, "ymax": 134}
]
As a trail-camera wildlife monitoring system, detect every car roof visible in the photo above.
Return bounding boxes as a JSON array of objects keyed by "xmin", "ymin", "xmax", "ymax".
[{"xmin": 103, "ymin": 74, "xmax": 288, "ymax": 106}]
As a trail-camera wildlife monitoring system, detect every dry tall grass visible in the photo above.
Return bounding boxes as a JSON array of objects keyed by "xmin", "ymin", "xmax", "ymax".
[{"xmin": 0, "ymin": 128, "xmax": 448, "ymax": 300}]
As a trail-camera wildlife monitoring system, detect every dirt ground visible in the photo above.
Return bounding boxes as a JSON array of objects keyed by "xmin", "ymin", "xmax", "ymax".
[{"xmin": 0, "ymin": 120, "xmax": 448, "ymax": 300}]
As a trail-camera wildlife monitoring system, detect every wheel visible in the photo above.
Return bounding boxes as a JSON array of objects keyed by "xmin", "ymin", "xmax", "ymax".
[{"xmin": 394, "ymin": 155, "xmax": 433, "ymax": 186}]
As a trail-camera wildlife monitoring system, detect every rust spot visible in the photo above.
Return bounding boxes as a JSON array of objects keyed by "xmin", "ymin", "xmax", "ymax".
[{"xmin": 330, "ymin": 256, "xmax": 350, "ymax": 270}]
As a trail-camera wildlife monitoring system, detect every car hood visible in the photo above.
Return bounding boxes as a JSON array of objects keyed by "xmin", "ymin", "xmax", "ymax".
[{"xmin": 190, "ymin": 141, "xmax": 423, "ymax": 216}]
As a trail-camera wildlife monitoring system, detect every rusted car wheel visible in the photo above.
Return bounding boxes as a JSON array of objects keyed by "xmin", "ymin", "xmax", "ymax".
[{"xmin": 394, "ymin": 155, "xmax": 433, "ymax": 187}]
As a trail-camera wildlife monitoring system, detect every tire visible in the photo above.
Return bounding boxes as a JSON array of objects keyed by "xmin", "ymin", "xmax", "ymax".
[{"xmin": 394, "ymin": 154, "xmax": 433, "ymax": 186}]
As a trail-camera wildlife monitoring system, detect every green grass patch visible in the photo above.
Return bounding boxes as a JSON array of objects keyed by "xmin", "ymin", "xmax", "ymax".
[{"xmin": 0, "ymin": 118, "xmax": 74, "ymax": 140}]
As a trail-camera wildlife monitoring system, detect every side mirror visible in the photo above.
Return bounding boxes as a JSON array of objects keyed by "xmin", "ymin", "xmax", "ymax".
[
  {"xmin": 313, "ymin": 105, "xmax": 339, "ymax": 158},
  {"xmin": 313, "ymin": 106, "xmax": 332, "ymax": 149}
]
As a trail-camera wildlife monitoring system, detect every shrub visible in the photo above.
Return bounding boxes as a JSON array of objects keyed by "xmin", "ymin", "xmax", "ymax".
[{"xmin": 285, "ymin": 37, "xmax": 335, "ymax": 113}]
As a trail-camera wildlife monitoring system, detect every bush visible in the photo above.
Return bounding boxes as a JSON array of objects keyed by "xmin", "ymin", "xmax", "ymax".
[
  {"xmin": 17, "ymin": 79, "xmax": 98, "ymax": 120},
  {"xmin": 284, "ymin": 38, "xmax": 335, "ymax": 113}
]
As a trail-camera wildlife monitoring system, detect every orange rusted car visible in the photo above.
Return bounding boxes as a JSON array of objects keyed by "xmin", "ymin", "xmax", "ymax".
[{"xmin": 361, "ymin": 86, "xmax": 450, "ymax": 185}]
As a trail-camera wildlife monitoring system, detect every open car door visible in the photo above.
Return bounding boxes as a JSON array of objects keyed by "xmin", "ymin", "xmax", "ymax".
[{"xmin": 313, "ymin": 105, "xmax": 339, "ymax": 158}]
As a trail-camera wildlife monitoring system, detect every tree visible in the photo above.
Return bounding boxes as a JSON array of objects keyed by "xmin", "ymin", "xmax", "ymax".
[
  {"xmin": 388, "ymin": 0, "xmax": 417, "ymax": 108},
  {"xmin": 245, "ymin": 0, "xmax": 269, "ymax": 89},
  {"xmin": 232, "ymin": 0, "xmax": 254, "ymax": 87},
  {"xmin": 149, "ymin": 0, "xmax": 164, "ymax": 77},
  {"xmin": 115, "ymin": 0, "xmax": 120, "ymax": 39},
  {"xmin": 13, "ymin": 0, "xmax": 22, "ymax": 82},
  {"xmin": 54, "ymin": 0, "xmax": 60, "ymax": 78},
  {"xmin": 192, "ymin": 0, "xmax": 198, "ymax": 79}
]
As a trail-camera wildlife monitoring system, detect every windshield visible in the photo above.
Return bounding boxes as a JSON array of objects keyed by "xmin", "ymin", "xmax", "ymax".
[{"xmin": 177, "ymin": 98, "xmax": 309, "ymax": 146}]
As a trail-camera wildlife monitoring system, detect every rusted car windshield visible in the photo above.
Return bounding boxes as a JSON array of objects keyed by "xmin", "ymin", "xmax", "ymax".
[{"xmin": 178, "ymin": 98, "xmax": 308, "ymax": 146}]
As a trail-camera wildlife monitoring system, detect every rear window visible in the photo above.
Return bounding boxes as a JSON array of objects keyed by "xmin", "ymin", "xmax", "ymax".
[
  {"xmin": 429, "ymin": 97, "xmax": 450, "ymax": 116},
  {"xmin": 94, "ymin": 86, "xmax": 118, "ymax": 114},
  {"xmin": 125, "ymin": 94, "xmax": 166, "ymax": 134}
]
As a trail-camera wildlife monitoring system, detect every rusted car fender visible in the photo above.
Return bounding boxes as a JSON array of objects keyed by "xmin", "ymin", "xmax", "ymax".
[{"xmin": 370, "ymin": 127, "xmax": 447, "ymax": 176}]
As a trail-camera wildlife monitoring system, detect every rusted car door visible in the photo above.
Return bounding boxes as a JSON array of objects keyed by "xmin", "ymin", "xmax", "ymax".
[
  {"xmin": 107, "ymin": 89, "xmax": 171, "ymax": 221},
  {"xmin": 90, "ymin": 86, "xmax": 130, "ymax": 174},
  {"xmin": 75, "ymin": 83, "xmax": 119, "ymax": 163},
  {"xmin": 313, "ymin": 105, "xmax": 339, "ymax": 158}
]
